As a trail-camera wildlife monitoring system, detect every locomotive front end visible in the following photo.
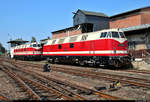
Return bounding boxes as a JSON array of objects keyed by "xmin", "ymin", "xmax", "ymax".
[{"xmin": 107, "ymin": 30, "xmax": 131, "ymax": 67}]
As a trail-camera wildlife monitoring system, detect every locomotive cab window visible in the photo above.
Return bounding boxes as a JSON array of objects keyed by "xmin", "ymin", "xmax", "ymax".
[
  {"xmin": 70, "ymin": 43, "xmax": 74, "ymax": 48},
  {"xmin": 119, "ymin": 32, "xmax": 126, "ymax": 38},
  {"xmin": 112, "ymin": 32, "xmax": 119, "ymax": 38},
  {"xmin": 33, "ymin": 44, "xmax": 37, "ymax": 47},
  {"xmin": 100, "ymin": 32, "xmax": 107, "ymax": 38},
  {"xmin": 107, "ymin": 32, "xmax": 111, "ymax": 38},
  {"xmin": 37, "ymin": 44, "xmax": 41, "ymax": 47},
  {"xmin": 58, "ymin": 44, "xmax": 62, "ymax": 49}
]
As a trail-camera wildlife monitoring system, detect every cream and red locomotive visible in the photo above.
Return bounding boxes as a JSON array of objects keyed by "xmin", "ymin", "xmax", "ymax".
[
  {"xmin": 11, "ymin": 29, "xmax": 130, "ymax": 67},
  {"xmin": 13, "ymin": 42, "xmax": 42, "ymax": 60},
  {"xmin": 43, "ymin": 29, "xmax": 130, "ymax": 67}
]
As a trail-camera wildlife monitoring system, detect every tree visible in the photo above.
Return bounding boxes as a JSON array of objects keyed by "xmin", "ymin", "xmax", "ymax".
[
  {"xmin": 31, "ymin": 36, "xmax": 37, "ymax": 43},
  {"xmin": 0, "ymin": 42, "xmax": 6, "ymax": 53}
]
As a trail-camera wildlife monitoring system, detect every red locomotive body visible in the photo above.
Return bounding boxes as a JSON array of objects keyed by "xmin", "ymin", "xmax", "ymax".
[
  {"xmin": 43, "ymin": 29, "xmax": 130, "ymax": 67},
  {"xmin": 14, "ymin": 43, "xmax": 42, "ymax": 60}
]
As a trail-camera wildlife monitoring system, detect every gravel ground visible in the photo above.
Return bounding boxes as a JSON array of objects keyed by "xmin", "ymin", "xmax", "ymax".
[
  {"xmin": 12, "ymin": 64, "xmax": 150, "ymax": 100},
  {"xmin": 0, "ymin": 67, "xmax": 27, "ymax": 100},
  {"xmin": 2, "ymin": 60, "xmax": 150, "ymax": 100}
]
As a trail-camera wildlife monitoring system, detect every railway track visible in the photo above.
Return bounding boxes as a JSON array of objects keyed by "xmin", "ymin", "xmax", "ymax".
[
  {"xmin": 1, "ymin": 64, "xmax": 41, "ymax": 100},
  {"xmin": 4, "ymin": 59, "xmax": 150, "ymax": 75},
  {"xmin": 2, "ymin": 60, "xmax": 122, "ymax": 100},
  {"xmin": 0, "ymin": 93, "xmax": 9, "ymax": 101},
  {"xmin": 8, "ymin": 60, "xmax": 150, "ymax": 89},
  {"xmin": 8, "ymin": 59, "xmax": 150, "ymax": 75},
  {"xmin": 0, "ymin": 63, "xmax": 84, "ymax": 100}
]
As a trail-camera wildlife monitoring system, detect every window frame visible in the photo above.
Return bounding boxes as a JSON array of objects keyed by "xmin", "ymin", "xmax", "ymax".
[
  {"xmin": 112, "ymin": 32, "xmax": 119, "ymax": 38},
  {"xmin": 100, "ymin": 32, "xmax": 107, "ymax": 38},
  {"xmin": 107, "ymin": 32, "xmax": 112, "ymax": 38},
  {"xmin": 58, "ymin": 44, "xmax": 62, "ymax": 49},
  {"xmin": 70, "ymin": 43, "xmax": 74, "ymax": 48}
]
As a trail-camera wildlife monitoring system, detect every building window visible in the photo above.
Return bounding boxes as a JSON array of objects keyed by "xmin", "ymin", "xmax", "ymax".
[
  {"xmin": 70, "ymin": 43, "xmax": 74, "ymax": 48},
  {"xmin": 58, "ymin": 44, "xmax": 62, "ymax": 49},
  {"xmin": 128, "ymin": 41, "xmax": 136, "ymax": 50}
]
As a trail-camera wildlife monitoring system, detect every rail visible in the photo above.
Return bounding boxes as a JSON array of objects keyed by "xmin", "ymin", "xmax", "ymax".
[
  {"xmin": 0, "ymin": 93, "xmax": 9, "ymax": 101},
  {"xmin": 9, "ymin": 61, "xmax": 121, "ymax": 100}
]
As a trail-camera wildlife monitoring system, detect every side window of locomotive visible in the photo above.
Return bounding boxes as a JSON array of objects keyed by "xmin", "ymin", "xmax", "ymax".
[
  {"xmin": 119, "ymin": 32, "xmax": 126, "ymax": 38},
  {"xmin": 112, "ymin": 32, "xmax": 119, "ymax": 38},
  {"xmin": 33, "ymin": 44, "xmax": 37, "ymax": 47},
  {"xmin": 58, "ymin": 39, "xmax": 65, "ymax": 44},
  {"xmin": 100, "ymin": 32, "xmax": 107, "ymax": 38},
  {"xmin": 58, "ymin": 44, "xmax": 62, "ymax": 49},
  {"xmin": 69, "ymin": 36, "xmax": 78, "ymax": 42},
  {"xmin": 81, "ymin": 35, "xmax": 88, "ymax": 41},
  {"xmin": 107, "ymin": 32, "xmax": 111, "ymax": 38},
  {"xmin": 70, "ymin": 43, "xmax": 74, "ymax": 48},
  {"xmin": 52, "ymin": 40, "xmax": 56, "ymax": 45},
  {"xmin": 38, "ymin": 44, "xmax": 41, "ymax": 47}
]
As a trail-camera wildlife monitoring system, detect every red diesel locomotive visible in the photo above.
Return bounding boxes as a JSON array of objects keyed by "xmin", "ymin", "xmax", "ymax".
[
  {"xmin": 13, "ymin": 42, "xmax": 42, "ymax": 60},
  {"xmin": 43, "ymin": 29, "xmax": 130, "ymax": 67}
]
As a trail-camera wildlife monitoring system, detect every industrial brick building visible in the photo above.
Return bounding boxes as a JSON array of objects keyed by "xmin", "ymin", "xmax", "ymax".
[
  {"xmin": 52, "ymin": 9, "xmax": 109, "ymax": 39},
  {"xmin": 110, "ymin": 6, "xmax": 150, "ymax": 29},
  {"xmin": 110, "ymin": 6, "xmax": 150, "ymax": 58}
]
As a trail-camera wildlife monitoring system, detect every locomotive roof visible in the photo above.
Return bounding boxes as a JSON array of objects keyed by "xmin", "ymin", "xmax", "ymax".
[
  {"xmin": 46, "ymin": 28, "xmax": 126, "ymax": 46},
  {"xmin": 52, "ymin": 29, "xmax": 122, "ymax": 40}
]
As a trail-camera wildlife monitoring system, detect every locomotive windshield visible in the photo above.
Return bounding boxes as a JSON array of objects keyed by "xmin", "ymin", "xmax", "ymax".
[
  {"xmin": 32, "ymin": 44, "xmax": 41, "ymax": 47},
  {"xmin": 107, "ymin": 32, "xmax": 111, "ymax": 38},
  {"xmin": 119, "ymin": 32, "xmax": 126, "ymax": 38},
  {"xmin": 37, "ymin": 44, "xmax": 41, "ymax": 47},
  {"xmin": 33, "ymin": 44, "xmax": 36, "ymax": 47},
  {"xmin": 112, "ymin": 32, "xmax": 119, "ymax": 38},
  {"xmin": 100, "ymin": 32, "xmax": 107, "ymax": 38}
]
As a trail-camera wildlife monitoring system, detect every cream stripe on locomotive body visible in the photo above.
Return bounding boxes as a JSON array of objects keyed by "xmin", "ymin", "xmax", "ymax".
[
  {"xmin": 43, "ymin": 29, "xmax": 130, "ymax": 67},
  {"xmin": 43, "ymin": 50, "xmax": 128, "ymax": 55}
]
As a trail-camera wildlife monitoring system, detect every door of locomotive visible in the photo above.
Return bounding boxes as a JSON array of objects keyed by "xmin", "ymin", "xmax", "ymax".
[{"xmin": 89, "ymin": 41, "xmax": 95, "ymax": 55}]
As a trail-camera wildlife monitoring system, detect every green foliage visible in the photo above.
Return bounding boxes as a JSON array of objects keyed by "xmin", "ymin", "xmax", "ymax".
[
  {"xmin": 0, "ymin": 42, "xmax": 6, "ymax": 54},
  {"xmin": 31, "ymin": 36, "xmax": 37, "ymax": 43}
]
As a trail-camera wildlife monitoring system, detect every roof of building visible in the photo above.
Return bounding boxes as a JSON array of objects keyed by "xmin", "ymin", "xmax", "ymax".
[
  {"xmin": 110, "ymin": 6, "xmax": 150, "ymax": 18},
  {"xmin": 52, "ymin": 25, "xmax": 80, "ymax": 34},
  {"xmin": 73, "ymin": 9, "xmax": 108, "ymax": 18},
  {"xmin": 7, "ymin": 38, "xmax": 28, "ymax": 43},
  {"xmin": 121, "ymin": 23, "xmax": 150, "ymax": 32}
]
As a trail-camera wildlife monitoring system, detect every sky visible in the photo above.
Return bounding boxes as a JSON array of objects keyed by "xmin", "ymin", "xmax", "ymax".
[{"xmin": 0, "ymin": 0, "xmax": 150, "ymax": 50}]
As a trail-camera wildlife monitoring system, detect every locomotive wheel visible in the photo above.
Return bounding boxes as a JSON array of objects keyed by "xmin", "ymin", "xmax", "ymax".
[
  {"xmin": 114, "ymin": 61, "xmax": 121, "ymax": 68},
  {"xmin": 79, "ymin": 61, "xmax": 84, "ymax": 66}
]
